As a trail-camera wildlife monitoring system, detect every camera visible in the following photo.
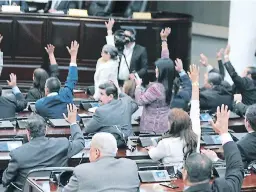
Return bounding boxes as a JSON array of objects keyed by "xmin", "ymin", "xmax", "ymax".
[{"xmin": 114, "ymin": 29, "xmax": 133, "ymax": 52}]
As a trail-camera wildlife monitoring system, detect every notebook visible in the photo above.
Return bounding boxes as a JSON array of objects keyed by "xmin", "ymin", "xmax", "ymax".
[{"xmin": 48, "ymin": 119, "xmax": 70, "ymax": 128}]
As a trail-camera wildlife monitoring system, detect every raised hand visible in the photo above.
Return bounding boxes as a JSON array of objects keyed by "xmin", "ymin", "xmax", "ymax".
[
  {"xmin": 44, "ymin": 44, "xmax": 55, "ymax": 56},
  {"xmin": 201, "ymin": 149, "xmax": 219, "ymax": 162},
  {"xmin": 224, "ymin": 44, "xmax": 231, "ymax": 56},
  {"xmin": 216, "ymin": 48, "xmax": 224, "ymax": 60},
  {"xmin": 7, "ymin": 73, "xmax": 17, "ymax": 88},
  {"xmin": 174, "ymin": 58, "xmax": 183, "ymax": 73},
  {"xmin": 199, "ymin": 53, "xmax": 208, "ymax": 67},
  {"xmin": 63, "ymin": 104, "xmax": 77, "ymax": 125},
  {"xmin": 160, "ymin": 27, "xmax": 171, "ymax": 40},
  {"xmin": 0, "ymin": 34, "xmax": 3, "ymax": 44},
  {"xmin": 66, "ymin": 41, "xmax": 79, "ymax": 63},
  {"xmin": 210, "ymin": 104, "xmax": 230, "ymax": 135},
  {"xmin": 105, "ymin": 18, "xmax": 115, "ymax": 31},
  {"xmin": 188, "ymin": 64, "xmax": 199, "ymax": 83}
]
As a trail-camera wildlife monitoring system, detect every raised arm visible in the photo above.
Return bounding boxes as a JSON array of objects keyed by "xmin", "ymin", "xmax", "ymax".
[
  {"xmin": 105, "ymin": 18, "xmax": 115, "ymax": 46},
  {"xmin": 211, "ymin": 105, "xmax": 244, "ymax": 191},
  {"xmin": 59, "ymin": 41, "xmax": 79, "ymax": 100},
  {"xmin": 7, "ymin": 73, "xmax": 27, "ymax": 112},
  {"xmin": 0, "ymin": 34, "xmax": 3, "ymax": 76},
  {"xmin": 45, "ymin": 44, "xmax": 59, "ymax": 77},
  {"xmin": 160, "ymin": 27, "xmax": 171, "ymax": 59},
  {"xmin": 217, "ymin": 48, "xmax": 225, "ymax": 79},
  {"xmin": 63, "ymin": 104, "xmax": 85, "ymax": 158},
  {"xmin": 223, "ymin": 45, "xmax": 248, "ymax": 89},
  {"xmin": 188, "ymin": 64, "xmax": 201, "ymax": 152}
]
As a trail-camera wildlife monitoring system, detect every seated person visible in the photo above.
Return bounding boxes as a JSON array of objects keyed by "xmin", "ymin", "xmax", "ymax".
[
  {"xmin": 26, "ymin": 44, "xmax": 59, "ymax": 102},
  {"xmin": 0, "ymin": 0, "xmax": 28, "ymax": 12},
  {"xmin": 134, "ymin": 28, "xmax": 174, "ymax": 134},
  {"xmin": 223, "ymin": 45, "xmax": 256, "ymax": 105},
  {"xmin": 44, "ymin": 0, "xmax": 79, "ymax": 14},
  {"xmin": 200, "ymin": 71, "xmax": 233, "ymax": 113},
  {"xmin": 84, "ymin": 82, "xmax": 138, "ymax": 138},
  {"xmin": 35, "ymin": 41, "xmax": 79, "ymax": 119},
  {"xmin": 105, "ymin": 18, "xmax": 148, "ymax": 85},
  {"xmin": 146, "ymin": 64, "xmax": 200, "ymax": 169},
  {"xmin": 170, "ymin": 58, "xmax": 192, "ymax": 111},
  {"xmin": 203, "ymin": 104, "xmax": 256, "ymax": 168},
  {"xmin": 63, "ymin": 132, "xmax": 140, "ymax": 192},
  {"xmin": 183, "ymin": 105, "xmax": 244, "ymax": 192},
  {"xmin": 0, "ymin": 73, "xmax": 27, "ymax": 119},
  {"xmin": 2, "ymin": 104, "xmax": 85, "ymax": 190},
  {"xmin": 94, "ymin": 44, "xmax": 119, "ymax": 101}
]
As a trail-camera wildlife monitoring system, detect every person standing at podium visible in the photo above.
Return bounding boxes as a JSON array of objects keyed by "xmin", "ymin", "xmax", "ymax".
[
  {"xmin": 0, "ymin": 0, "xmax": 28, "ymax": 12},
  {"xmin": 105, "ymin": 18, "xmax": 148, "ymax": 86}
]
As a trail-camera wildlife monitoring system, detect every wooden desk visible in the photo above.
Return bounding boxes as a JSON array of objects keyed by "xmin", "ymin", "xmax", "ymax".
[{"xmin": 26, "ymin": 173, "xmax": 256, "ymax": 192}]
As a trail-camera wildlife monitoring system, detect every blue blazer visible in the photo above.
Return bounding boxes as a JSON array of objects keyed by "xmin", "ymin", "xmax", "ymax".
[{"xmin": 35, "ymin": 66, "xmax": 78, "ymax": 119}]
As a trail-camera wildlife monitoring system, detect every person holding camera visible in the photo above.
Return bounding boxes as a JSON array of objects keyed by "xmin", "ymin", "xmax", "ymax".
[
  {"xmin": 93, "ymin": 44, "xmax": 119, "ymax": 101},
  {"xmin": 105, "ymin": 18, "xmax": 148, "ymax": 86}
]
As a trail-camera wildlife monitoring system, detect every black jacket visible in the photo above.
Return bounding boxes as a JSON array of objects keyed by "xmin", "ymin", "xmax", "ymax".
[
  {"xmin": 233, "ymin": 102, "xmax": 248, "ymax": 116},
  {"xmin": 0, "ymin": 92, "xmax": 27, "ymax": 119},
  {"xmin": 26, "ymin": 65, "xmax": 59, "ymax": 102},
  {"xmin": 237, "ymin": 132, "xmax": 256, "ymax": 168},
  {"xmin": 171, "ymin": 73, "xmax": 192, "ymax": 111},
  {"xmin": 185, "ymin": 141, "xmax": 244, "ymax": 192},
  {"xmin": 200, "ymin": 85, "xmax": 233, "ymax": 113},
  {"xmin": 224, "ymin": 61, "xmax": 256, "ymax": 105}
]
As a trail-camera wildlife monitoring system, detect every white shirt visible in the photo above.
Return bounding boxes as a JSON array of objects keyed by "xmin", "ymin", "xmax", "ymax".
[
  {"xmin": 148, "ymin": 100, "xmax": 201, "ymax": 167},
  {"xmin": 105, "ymin": 35, "xmax": 135, "ymax": 80}
]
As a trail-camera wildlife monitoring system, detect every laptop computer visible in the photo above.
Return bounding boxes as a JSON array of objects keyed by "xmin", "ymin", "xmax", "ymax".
[
  {"xmin": 139, "ymin": 169, "xmax": 171, "ymax": 183},
  {"xmin": 202, "ymin": 135, "xmax": 222, "ymax": 145},
  {"xmin": 48, "ymin": 119, "xmax": 70, "ymax": 128},
  {"xmin": 0, "ymin": 121, "xmax": 15, "ymax": 129},
  {"xmin": 139, "ymin": 134, "xmax": 161, "ymax": 147}
]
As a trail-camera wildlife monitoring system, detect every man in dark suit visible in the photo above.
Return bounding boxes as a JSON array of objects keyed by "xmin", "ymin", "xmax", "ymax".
[
  {"xmin": 105, "ymin": 18, "xmax": 148, "ymax": 85},
  {"xmin": 35, "ymin": 41, "xmax": 79, "ymax": 119},
  {"xmin": 184, "ymin": 105, "xmax": 244, "ymax": 192},
  {"xmin": 0, "ymin": 73, "xmax": 27, "ymax": 119},
  {"xmin": 2, "ymin": 104, "xmax": 85, "ymax": 191},
  {"xmin": 44, "ymin": 0, "xmax": 80, "ymax": 14},
  {"xmin": 0, "ymin": 0, "xmax": 28, "ymax": 12},
  {"xmin": 84, "ymin": 82, "xmax": 138, "ymax": 137},
  {"xmin": 63, "ymin": 132, "xmax": 140, "ymax": 192}
]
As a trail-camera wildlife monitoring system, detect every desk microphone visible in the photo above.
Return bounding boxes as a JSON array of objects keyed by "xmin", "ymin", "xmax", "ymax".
[
  {"xmin": 78, "ymin": 153, "xmax": 85, "ymax": 165},
  {"xmin": 127, "ymin": 145, "xmax": 136, "ymax": 152}
]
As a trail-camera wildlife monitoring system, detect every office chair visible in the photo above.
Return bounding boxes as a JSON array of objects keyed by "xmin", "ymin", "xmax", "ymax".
[
  {"xmin": 124, "ymin": 0, "xmax": 148, "ymax": 18},
  {"xmin": 88, "ymin": 1, "xmax": 115, "ymax": 16},
  {"xmin": 22, "ymin": 167, "xmax": 74, "ymax": 192}
]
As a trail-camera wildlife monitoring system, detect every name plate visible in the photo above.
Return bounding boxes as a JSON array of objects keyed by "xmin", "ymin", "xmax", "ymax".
[
  {"xmin": 132, "ymin": 12, "xmax": 152, "ymax": 19},
  {"xmin": 1, "ymin": 5, "xmax": 21, "ymax": 13},
  {"xmin": 68, "ymin": 9, "xmax": 88, "ymax": 17}
]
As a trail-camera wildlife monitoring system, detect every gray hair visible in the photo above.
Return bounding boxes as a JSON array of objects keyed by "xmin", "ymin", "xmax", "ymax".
[
  {"xmin": 91, "ymin": 132, "xmax": 118, "ymax": 157},
  {"xmin": 102, "ymin": 44, "xmax": 118, "ymax": 60},
  {"xmin": 26, "ymin": 115, "xmax": 46, "ymax": 138}
]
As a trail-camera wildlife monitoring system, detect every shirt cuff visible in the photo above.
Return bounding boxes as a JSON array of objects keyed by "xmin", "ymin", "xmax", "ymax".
[
  {"xmin": 12, "ymin": 86, "xmax": 21, "ymax": 94},
  {"xmin": 70, "ymin": 123, "xmax": 77, "ymax": 126},
  {"xmin": 70, "ymin": 63, "xmax": 77, "ymax": 67},
  {"xmin": 207, "ymin": 65, "xmax": 214, "ymax": 72},
  {"xmin": 213, "ymin": 157, "xmax": 220, "ymax": 162},
  {"xmin": 179, "ymin": 70, "xmax": 186, "ymax": 77},
  {"xmin": 220, "ymin": 133, "xmax": 233, "ymax": 145}
]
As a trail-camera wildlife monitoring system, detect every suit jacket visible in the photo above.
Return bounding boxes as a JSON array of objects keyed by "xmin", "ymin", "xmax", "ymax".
[
  {"xmin": 184, "ymin": 141, "xmax": 244, "ymax": 192},
  {"xmin": 0, "ymin": 0, "xmax": 28, "ymax": 12},
  {"xmin": 84, "ymin": 93, "xmax": 138, "ymax": 137},
  {"xmin": 0, "ymin": 91, "xmax": 27, "ymax": 119},
  {"xmin": 35, "ymin": 65, "xmax": 78, "ymax": 119},
  {"xmin": 63, "ymin": 157, "xmax": 140, "ymax": 192},
  {"xmin": 26, "ymin": 64, "xmax": 59, "ymax": 102},
  {"xmin": 2, "ymin": 124, "xmax": 85, "ymax": 189},
  {"xmin": 237, "ymin": 132, "xmax": 256, "ymax": 168},
  {"xmin": 44, "ymin": 0, "xmax": 79, "ymax": 14},
  {"xmin": 224, "ymin": 61, "xmax": 256, "ymax": 105}
]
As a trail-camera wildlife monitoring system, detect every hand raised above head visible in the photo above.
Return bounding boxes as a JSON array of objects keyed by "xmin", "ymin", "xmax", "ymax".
[
  {"xmin": 216, "ymin": 48, "xmax": 224, "ymax": 60},
  {"xmin": 188, "ymin": 64, "xmax": 199, "ymax": 83},
  {"xmin": 66, "ymin": 41, "xmax": 79, "ymax": 57},
  {"xmin": 105, "ymin": 18, "xmax": 115, "ymax": 31},
  {"xmin": 199, "ymin": 53, "xmax": 208, "ymax": 67},
  {"xmin": 7, "ymin": 73, "xmax": 17, "ymax": 88},
  {"xmin": 0, "ymin": 34, "xmax": 3, "ymax": 44},
  {"xmin": 160, "ymin": 27, "xmax": 171, "ymax": 40},
  {"xmin": 63, "ymin": 104, "xmax": 77, "ymax": 125},
  {"xmin": 174, "ymin": 58, "xmax": 183, "ymax": 73},
  {"xmin": 224, "ymin": 44, "xmax": 230, "ymax": 56},
  {"xmin": 44, "ymin": 44, "xmax": 55, "ymax": 55}
]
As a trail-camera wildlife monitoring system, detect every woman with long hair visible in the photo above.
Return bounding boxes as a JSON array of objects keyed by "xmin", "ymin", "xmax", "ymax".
[
  {"xmin": 134, "ymin": 28, "xmax": 175, "ymax": 133},
  {"xmin": 147, "ymin": 64, "xmax": 201, "ymax": 168},
  {"xmin": 26, "ymin": 44, "xmax": 59, "ymax": 102}
]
